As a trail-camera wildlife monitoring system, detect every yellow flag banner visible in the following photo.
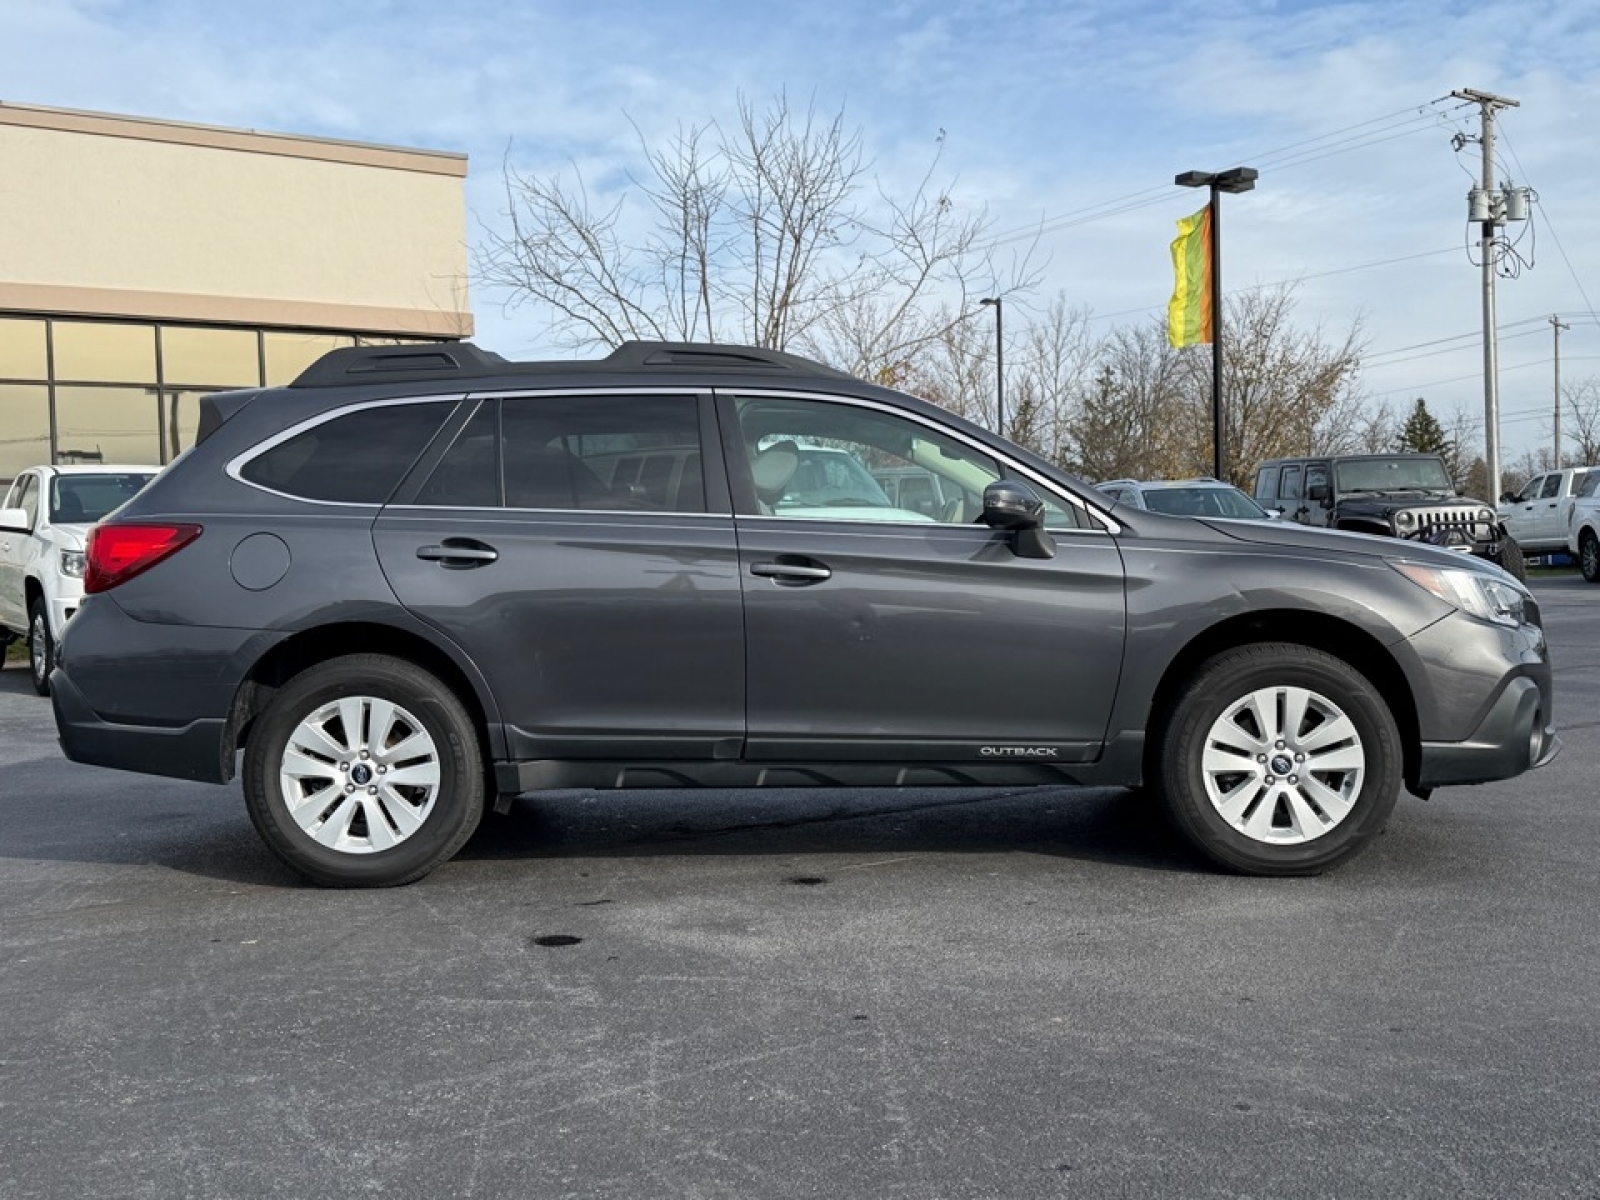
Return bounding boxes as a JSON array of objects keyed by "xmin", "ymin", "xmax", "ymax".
[{"xmin": 1167, "ymin": 206, "xmax": 1212, "ymax": 347}]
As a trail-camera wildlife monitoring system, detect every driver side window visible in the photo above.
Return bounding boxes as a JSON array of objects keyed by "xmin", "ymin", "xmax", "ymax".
[
  {"xmin": 732, "ymin": 396, "xmax": 1000, "ymax": 525},
  {"xmin": 730, "ymin": 395, "xmax": 1083, "ymax": 527}
]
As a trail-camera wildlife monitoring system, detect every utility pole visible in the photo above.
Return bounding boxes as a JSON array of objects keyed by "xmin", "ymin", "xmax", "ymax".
[
  {"xmin": 1452, "ymin": 87, "xmax": 1519, "ymax": 500},
  {"xmin": 1552, "ymin": 315, "xmax": 1570, "ymax": 467}
]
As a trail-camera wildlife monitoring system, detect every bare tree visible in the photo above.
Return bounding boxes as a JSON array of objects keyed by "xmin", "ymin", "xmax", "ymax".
[
  {"xmin": 1563, "ymin": 377, "xmax": 1600, "ymax": 465},
  {"xmin": 1169, "ymin": 286, "xmax": 1367, "ymax": 484},
  {"xmin": 1067, "ymin": 321, "xmax": 1189, "ymax": 481},
  {"xmin": 478, "ymin": 91, "xmax": 1014, "ymax": 377}
]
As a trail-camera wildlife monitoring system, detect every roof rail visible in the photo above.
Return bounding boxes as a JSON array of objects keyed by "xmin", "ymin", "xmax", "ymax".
[
  {"xmin": 289, "ymin": 339, "xmax": 854, "ymax": 388},
  {"xmin": 290, "ymin": 343, "xmax": 511, "ymax": 388}
]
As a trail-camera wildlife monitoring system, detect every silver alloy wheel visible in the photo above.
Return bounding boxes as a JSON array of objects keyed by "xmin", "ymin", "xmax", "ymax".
[
  {"xmin": 1200, "ymin": 685, "xmax": 1366, "ymax": 846},
  {"xmin": 278, "ymin": 695, "xmax": 441, "ymax": 854},
  {"xmin": 30, "ymin": 611, "xmax": 48, "ymax": 683}
]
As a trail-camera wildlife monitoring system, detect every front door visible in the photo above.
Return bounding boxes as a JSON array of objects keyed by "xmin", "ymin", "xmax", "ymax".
[
  {"xmin": 721, "ymin": 392, "xmax": 1126, "ymax": 764},
  {"xmin": 374, "ymin": 394, "xmax": 744, "ymax": 762},
  {"xmin": 0, "ymin": 473, "xmax": 39, "ymax": 630}
]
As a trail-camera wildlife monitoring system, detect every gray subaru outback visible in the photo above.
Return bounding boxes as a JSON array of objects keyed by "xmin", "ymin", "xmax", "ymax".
[{"xmin": 51, "ymin": 342, "xmax": 1557, "ymax": 886}]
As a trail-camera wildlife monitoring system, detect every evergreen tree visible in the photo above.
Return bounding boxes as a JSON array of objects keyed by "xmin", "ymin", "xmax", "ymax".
[{"xmin": 1395, "ymin": 397, "xmax": 1459, "ymax": 481}]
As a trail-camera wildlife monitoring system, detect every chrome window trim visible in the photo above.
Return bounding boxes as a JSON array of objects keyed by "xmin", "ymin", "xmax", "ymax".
[
  {"xmin": 719, "ymin": 386, "xmax": 1121, "ymax": 535},
  {"xmin": 226, "ymin": 394, "xmax": 468, "ymax": 508}
]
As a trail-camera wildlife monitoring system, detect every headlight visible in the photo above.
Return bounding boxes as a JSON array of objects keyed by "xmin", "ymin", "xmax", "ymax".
[
  {"xmin": 1477, "ymin": 507, "xmax": 1495, "ymax": 524},
  {"xmin": 60, "ymin": 549, "xmax": 86, "ymax": 578},
  {"xmin": 1395, "ymin": 510, "xmax": 1416, "ymax": 530},
  {"xmin": 1391, "ymin": 561, "xmax": 1528, "ymax": 627}
]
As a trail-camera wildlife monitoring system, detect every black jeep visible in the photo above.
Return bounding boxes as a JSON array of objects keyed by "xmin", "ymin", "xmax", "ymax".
[{"xmin": 1252, "ymin": 453, "xmax": 1526, "ymax": 581}]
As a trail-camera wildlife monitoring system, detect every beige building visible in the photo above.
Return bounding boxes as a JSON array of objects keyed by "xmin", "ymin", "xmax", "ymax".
[{"xmin": 0, "ymin": 101, "xmax": 472, "ymax": 481}]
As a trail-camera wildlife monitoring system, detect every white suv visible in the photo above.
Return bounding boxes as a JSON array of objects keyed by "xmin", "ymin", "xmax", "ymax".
[{"xmin": 0, "ymin": 465, "xmax": 157, "ymax": 694}]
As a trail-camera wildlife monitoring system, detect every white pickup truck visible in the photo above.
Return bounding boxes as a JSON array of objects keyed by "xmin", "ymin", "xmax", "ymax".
[
  {"xmin": 1499, "ymin": 466, "xmax": 1597, "ymax": 555},
  {"xmin": 1566, "ymin": 470, "xmax": 1600, "ymax": 582}
]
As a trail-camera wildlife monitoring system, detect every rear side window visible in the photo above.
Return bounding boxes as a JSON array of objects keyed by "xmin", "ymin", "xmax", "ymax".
[
  {"xmin": 501, "ymin": 395, "xmax": 705, "ymax": 513},
  {"xmin": 241, "ymin": 402, "xmax": 452, "ymax": 503},
  {"xmin": 1255, "ymin": 466, "xmax": 1280, "ymax": 503}
]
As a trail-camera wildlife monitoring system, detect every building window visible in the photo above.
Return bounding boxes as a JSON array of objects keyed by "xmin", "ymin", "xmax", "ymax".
[
  {"xmin": 53, "ymin": 322, "xmax": 158, "ymax": 384},
  {"xmin": 54, "ymin": 385, "xmax": 162, "ymax": 465},
  {"xmin": 0, "ymin": 384, "xmax": 51, "ymax": 481},
  {"xmin": 0, "ymin": 318, "xmax": 48, "ymax": 380},
  {"xmin": 0, "ymin": 316, "xmax": 443, "ymax": 482},
  {"xmin": 160, "ymin": 327, "xmax": 262, "ymax": 388},
  {"xmin": 265, "ymin": 332, "xmax": 356, "ymax": 385}
]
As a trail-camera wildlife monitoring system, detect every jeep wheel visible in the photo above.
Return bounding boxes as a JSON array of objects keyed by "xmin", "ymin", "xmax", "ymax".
[
  {"xmin": 27, "ymin": 599, "xmax": 53, "ymax": 696},
  {"xmin": 1582, "ymin": 530, "xmax": 1600, "ymax": 584},
  {"xmin": 1495, "ymin": 533, "xmax": 1527, "ymax": 583},
  {"xmin": 1154, "ymin": 644, "xmax": 1401, "ymax": 876},
  {"xmin": 243, "ymin": 654, "xmax": 484, "ymax": 887}
]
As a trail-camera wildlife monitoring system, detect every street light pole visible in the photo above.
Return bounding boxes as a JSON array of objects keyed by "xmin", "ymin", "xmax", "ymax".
[
  {"xmin": 1175, "ymin": 166, "xmax": 1258, "ymax": 481},
  {"xmin": 980, "ymin": 297, "xmax": 1004, "ymax": 437}
]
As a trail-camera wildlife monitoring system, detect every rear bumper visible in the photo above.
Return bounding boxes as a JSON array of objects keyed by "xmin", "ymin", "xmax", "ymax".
[{"xmin": 52, "ymin": 666, "xmax": 233, "ymax": 784}]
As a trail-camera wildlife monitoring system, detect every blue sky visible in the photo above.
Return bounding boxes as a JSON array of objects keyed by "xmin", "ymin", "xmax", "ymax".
[{"xmin": 4, "ymin": 0, "xmax": 1598, "ymax": 466}]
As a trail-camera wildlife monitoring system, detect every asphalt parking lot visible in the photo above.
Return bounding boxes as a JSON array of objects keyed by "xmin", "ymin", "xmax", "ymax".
[{"xmin": 2, "ymin": 578, "xmax": 1598, "ymax": 1199}]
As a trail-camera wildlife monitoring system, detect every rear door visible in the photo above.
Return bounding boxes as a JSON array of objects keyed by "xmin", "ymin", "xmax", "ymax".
[
  {"xmin": 722, "ymin": 391, "xmax": 1126, "ymax": 765},
  {"xmin": 374, "ymin": 392, "xmax": 745, "ymax": 763}
]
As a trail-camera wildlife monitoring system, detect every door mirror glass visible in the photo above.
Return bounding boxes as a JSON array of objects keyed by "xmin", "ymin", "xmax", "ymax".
[{"xmin": 1307, "ymin": 482, "xmax": 1329, "ymax": 502}]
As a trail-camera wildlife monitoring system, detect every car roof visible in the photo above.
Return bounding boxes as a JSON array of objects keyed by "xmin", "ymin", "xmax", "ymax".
[
  {"xmin": 25, "ymin": 464, "xmax": 160, "ymax": 477},
  {"xmin": 1100, "ymin": 478, "xmax": 1238, "ymax": 491}
]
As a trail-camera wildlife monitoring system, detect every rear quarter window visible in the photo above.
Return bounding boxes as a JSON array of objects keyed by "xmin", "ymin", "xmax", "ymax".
[{"xmin": 240, "ymin": 401, "xmax": 452, "ymax": 503}]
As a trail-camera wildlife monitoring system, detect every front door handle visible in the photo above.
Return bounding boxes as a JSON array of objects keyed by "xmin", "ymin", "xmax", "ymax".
[
  {"xmin": 416, "ymin": 538, "xmax": 499, "ymax": 569},
  {"xmin": 751, "ymin": 557, "xmax": 832, "ymax": 585}
]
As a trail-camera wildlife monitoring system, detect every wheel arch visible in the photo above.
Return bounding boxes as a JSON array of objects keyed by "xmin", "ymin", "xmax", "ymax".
[
  {"xmin": 1143, "ymin": 610, "xmax": 1421, "ymax": 792},
  {"xmin": 225, "ymin": 621, "xmax": 498, "ymax": 777}
]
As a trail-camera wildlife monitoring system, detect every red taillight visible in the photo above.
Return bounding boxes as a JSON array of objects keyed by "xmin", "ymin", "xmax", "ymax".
[{"xmin": 84, "ymin": 523, "xmax": 203, "ymax": 594}]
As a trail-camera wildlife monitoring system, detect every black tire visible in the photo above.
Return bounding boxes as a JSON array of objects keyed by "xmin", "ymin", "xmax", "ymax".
[
  {"xmin": 1495, "ymin": 533, "xmax": 1527, "ymax": 583},
  {"xmin": 1582, "ymin": 530, "xmax": 1600, "ymax": 584},
  {"xmin": 242, "ymin": 654, "xmax": 484, "ymax": 887},
  {"xmin": 27, "ymin": 598, "xmax": 53, "ymax": 697},
  {"xmin": 1153, "ymin": 643, "xmax": 1402, "ymax": 876}
]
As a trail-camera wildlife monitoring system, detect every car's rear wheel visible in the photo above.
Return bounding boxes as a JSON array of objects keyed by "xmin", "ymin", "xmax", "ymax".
[
  {"xmin": 242, "ymin": 654, "xmax": 484, "ymax": 887},
  {"xmin": 27, "ymin": 599, "xmax": 53, "ymax": 696},
  {"xmin": 1154, "ymin": 644, "xmax": 1401, "ymax": 875},
  {"xmin": 1582, "ymin": 530, "xmax": 1600, "ymax": 583}
]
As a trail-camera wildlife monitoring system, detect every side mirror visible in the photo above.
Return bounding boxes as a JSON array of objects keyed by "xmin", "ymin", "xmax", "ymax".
[
  {"xmin": 0, "ymin": 506, "xmax": 30, "ymax": 534},
  {"xmin": 1499, "ymin": 492, "xmax": 1518, "ymax": 504},
  {"xmin": 1307, "ymin": 482, "xmax": 1329, "ymax": 502},
  {"xmin": 980, "ymin": 481, "xmax": 1055, "ymax": 560}
]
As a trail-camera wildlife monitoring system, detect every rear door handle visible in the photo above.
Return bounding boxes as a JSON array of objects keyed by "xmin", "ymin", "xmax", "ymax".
[
  {"xmin": 416, "ymin": 538, "xmax": 499, "ymax": 569},
  {"xmin": 750, "ymin": 558, "xmax": 832, "ymax": 585}
]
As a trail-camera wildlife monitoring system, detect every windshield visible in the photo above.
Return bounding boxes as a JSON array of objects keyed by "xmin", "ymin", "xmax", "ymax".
[
  {"xmin": 50, "ymin": 472, "xmax": 155, "ymax": 524},
  {"xmin": 1142, "ymin": 486, "xmax": 1268, "ymax": 519},
  {"xmin": 1335, "ymin": 458, "xmax": 1451, "ymax": 492}
]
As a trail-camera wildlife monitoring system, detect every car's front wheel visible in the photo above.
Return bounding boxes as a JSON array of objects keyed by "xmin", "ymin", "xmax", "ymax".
[
  {"xmin": 242, "ymin": 654, "xmax": 484, "ymax": 887},
  {"xmin": 27, "ymin": 598, "xmax": 53, "ymax": 696},
  {"xmin": 1154, "ymin": 644, "xmax": 1401, "ymax": 875}
]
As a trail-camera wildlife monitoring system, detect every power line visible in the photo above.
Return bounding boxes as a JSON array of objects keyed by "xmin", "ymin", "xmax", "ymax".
[
  {"xmin": 977, "ymin": 96, "xmax": 1468, "ymax": 252},
  {"xmin": 1497, "ymin": 126, "xmax": 1600, "ymax": 331}
]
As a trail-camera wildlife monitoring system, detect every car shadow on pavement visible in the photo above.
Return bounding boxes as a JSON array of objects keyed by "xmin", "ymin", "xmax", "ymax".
[
  {"xmin": 455, "ymin": 785, "xmax": 1207, "ymax": 876},
  {"xmin": 0, "ymin": 662, "xmax": 40, "ymax": 695},
  {"xmin": 2, "ymin": 758, "xmax": 1206, "ymax": 887}
]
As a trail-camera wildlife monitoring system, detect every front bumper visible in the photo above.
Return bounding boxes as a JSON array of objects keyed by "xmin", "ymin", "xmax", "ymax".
[{"xmin": 1416, "ymin": 674, "xmax": 1560, "ymax": 788}]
